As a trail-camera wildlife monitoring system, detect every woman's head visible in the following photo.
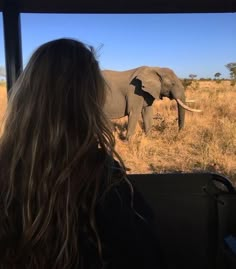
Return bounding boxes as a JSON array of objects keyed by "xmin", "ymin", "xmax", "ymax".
[
  {"xmin": 0, "ymin": 38, "xmax": 125, "ymax": 268},
  {"xmin": 2, "ymin": 38, "xmax": 115, "ymax": 176},
  {"xmin": 7, "ymin": 38, "xmax": 107, "ymax": 148}
]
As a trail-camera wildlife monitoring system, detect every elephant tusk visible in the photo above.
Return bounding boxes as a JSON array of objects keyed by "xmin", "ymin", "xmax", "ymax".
[{"xmin": 176, "ymin": 99, "xmax": 202, "ymax": 113}]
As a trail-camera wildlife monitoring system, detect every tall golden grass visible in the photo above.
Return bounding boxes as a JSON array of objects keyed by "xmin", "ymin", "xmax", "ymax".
[
  {"xmin": 0, "ymin": 81, "xmax": 235, "ymax": 184},
  {"xmin": 113, "ymin": 81, "xmax": 236, "ymax": 185},
  {"xmin": 0, "ymin": 84, "xmax": 7, "ymax": 133}
]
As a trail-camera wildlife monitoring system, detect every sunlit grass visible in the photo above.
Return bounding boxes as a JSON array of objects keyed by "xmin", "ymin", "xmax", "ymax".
[
  {"xmin": 0, "ymin": 81, "xmax": 235, "ymax": 184},
  {"xmin": 114, "ymin": 81, "xmax": 236, "ymax": 184},
  {"xmin": 0, "ymin": 84, "xmax": 7, "ymax": 135}
]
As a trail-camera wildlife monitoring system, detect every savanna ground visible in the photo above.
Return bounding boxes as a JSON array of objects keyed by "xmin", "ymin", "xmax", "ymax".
[
  {"xmin": 0, "ymin": 81, "xmax": 236, "ymax": 185},
  {"xmin": 112, "ymin": 80, "xmax": 236, "ymax": 185}
]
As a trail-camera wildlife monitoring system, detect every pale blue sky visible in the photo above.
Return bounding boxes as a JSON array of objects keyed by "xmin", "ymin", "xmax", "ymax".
[{"xmin": 0, "ymin": 13, "xmax": 235, "ymax": 78}]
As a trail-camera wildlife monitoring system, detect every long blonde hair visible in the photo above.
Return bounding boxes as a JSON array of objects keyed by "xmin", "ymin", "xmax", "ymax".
[{"xmin": 0, "ymin": 38, "xmax": 127, "ymax": 268}]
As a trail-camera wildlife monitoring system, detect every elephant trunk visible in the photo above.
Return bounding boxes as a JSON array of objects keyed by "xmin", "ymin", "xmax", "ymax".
[{"xmin": 176, "ymin": 96, "xmax": 185, "ymax": 130}]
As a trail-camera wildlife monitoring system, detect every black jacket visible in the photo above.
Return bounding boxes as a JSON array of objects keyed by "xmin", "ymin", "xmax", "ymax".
[{"xmin": 92, "ymin": 176, "xmax": 165, "ymax": 269}]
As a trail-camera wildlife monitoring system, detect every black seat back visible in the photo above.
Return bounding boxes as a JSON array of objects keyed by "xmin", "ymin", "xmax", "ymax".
[{"xmin": 128, "ymin": 173, "xmax": 236, "ymax": 269}]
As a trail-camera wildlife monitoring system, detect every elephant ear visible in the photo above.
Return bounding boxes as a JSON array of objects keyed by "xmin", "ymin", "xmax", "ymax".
[{"xmin": 132, "ymin": 67, "xmax": 162, "ymax": 99}]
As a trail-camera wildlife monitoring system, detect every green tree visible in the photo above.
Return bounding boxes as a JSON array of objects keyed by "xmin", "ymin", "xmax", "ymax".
[
  {"xmin": 214, "ymin": 72, "xmax": 222, "ymax": 83},
  {"xmin": 230, "ymin": 68, "xmax": 236, "ymax": 80},
  {"xmin": 189, "ymin": 74, "xmax": 197, "ymax": 80},
  {"xmin": 214, "ymin": 72, "xmax": 221, "ymax": 79},
  {"xmin": 225, "ymin": 63, "xmax": 236, "ymax": 79}
]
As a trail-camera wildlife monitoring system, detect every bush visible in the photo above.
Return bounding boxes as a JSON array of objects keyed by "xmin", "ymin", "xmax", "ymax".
[
  {"xmin": 230, "ymin": 80, "xmax": 236, "ymax": 86},
  {"xmin": 182, "ymin": 79, "xmax": 192, "ymax": 88},
  {"xmin": 199, "ymin": 78, "xmax": 212, "ymax": 81}
]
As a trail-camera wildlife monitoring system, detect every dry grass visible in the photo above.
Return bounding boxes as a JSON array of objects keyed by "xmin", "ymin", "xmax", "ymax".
[
  {"xmin": 0, "ymin": 84, "xmax": 7, "ymax": 133},
  {"xmin": 0, "ymin": 81, "xmax": 235, "ymax": 184},
  {"xmin": 113, "ymin": 81, "xmax": 236, "ymax": 185}
]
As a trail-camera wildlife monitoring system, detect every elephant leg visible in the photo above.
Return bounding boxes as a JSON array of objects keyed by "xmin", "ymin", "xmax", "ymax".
[
  {"xmin": 142, "ymin": 106, "xmax": 153, "ymax": 135},
  {"xmin": 126, "ymin": 111, "xmax": 140, "ymax": 140}
]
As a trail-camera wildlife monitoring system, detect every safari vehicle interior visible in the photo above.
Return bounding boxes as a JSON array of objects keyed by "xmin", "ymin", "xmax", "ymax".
[{"xmin": 0, "ymin": 0, "xmax": 236, "ymax": 268}]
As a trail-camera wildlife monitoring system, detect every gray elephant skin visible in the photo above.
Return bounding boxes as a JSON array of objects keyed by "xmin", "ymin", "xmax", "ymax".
[{"xmin": 102, "ymin": 66, "xmax": 201, "ymax": 140}]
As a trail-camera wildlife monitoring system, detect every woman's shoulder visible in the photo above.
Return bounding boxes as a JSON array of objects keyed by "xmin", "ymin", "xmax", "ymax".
[
  {"xmin": 95, "ymin": 168, "xmax": 164, "ymax": 268},
  {"xmin": 96, "ymin": 150, "xmax": 155, "ymax": 222},
  {"xmin": 98, "ymin": 173, "xmax": 154, "ymax": 223}
]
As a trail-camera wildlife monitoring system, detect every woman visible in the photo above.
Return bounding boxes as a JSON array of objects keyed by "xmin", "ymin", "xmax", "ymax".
[{"xmin": 0, "ymin": 38, "xmax": 164, "ymax": 268}]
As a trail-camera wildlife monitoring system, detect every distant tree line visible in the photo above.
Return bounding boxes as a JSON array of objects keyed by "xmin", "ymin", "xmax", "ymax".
[{"xmin": 181, "ymin": 62, "xmax": 236, "ymax": 87}]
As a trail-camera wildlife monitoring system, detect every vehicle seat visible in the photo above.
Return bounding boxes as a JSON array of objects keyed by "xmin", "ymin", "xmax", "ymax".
[{"xmin": 129, "ymin": 172, "xmax": 236, "ymax": 269}]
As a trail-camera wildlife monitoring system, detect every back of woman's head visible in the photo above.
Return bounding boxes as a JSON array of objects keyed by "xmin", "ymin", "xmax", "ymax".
[
  {"xmin": 5, "ymin": 38, "xmax": 108, "ymax": 153},
  {"xmin": 0, "ymin": 38, "xmax": 124, "ymax": 268}
]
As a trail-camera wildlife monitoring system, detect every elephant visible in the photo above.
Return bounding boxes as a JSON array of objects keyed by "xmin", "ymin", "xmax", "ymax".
[{"xmin": 102, "ymin": 66, "xmax": 201, "ymax": 140}]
